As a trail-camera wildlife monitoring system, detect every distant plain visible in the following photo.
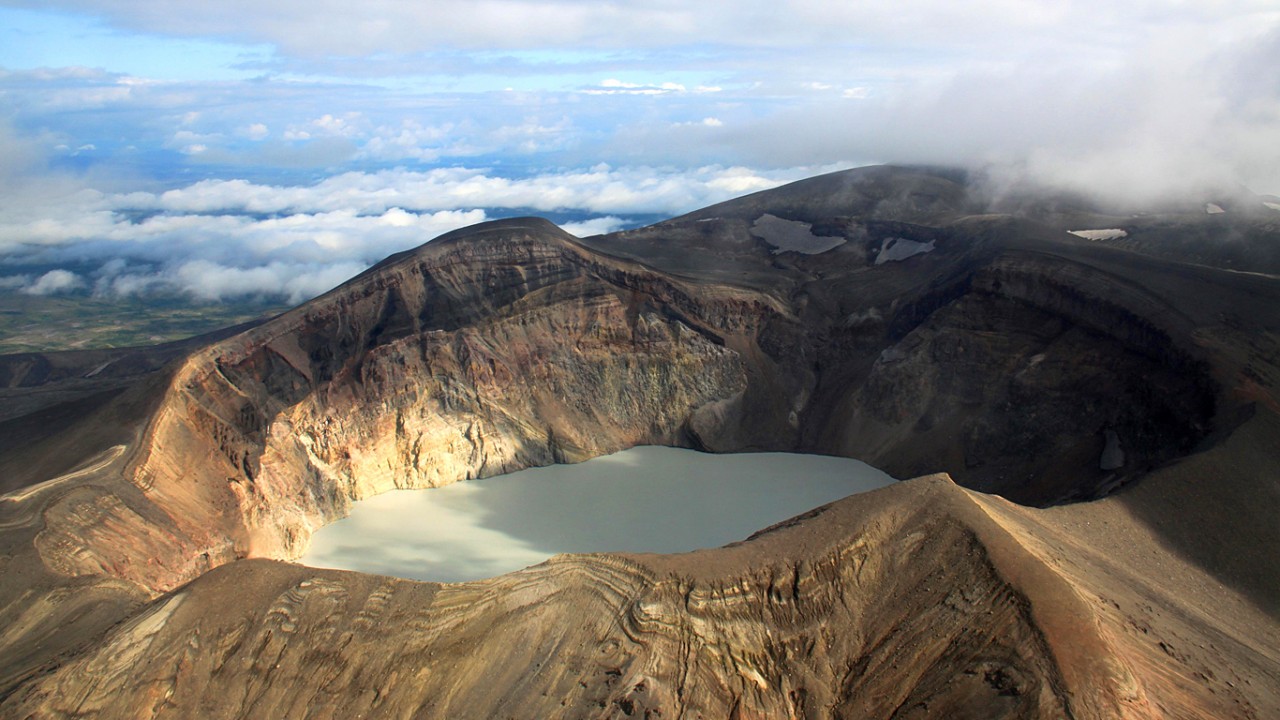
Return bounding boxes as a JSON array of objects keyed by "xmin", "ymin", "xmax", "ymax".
[{"xmin": 0, "ymin": 292, "xmax": 286, "ymax": 354}]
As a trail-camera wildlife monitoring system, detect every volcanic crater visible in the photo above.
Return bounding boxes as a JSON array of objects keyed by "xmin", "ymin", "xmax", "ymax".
[{"xmin": 1, "ymin": 165, "xmax": 1278, "ymax": 719}]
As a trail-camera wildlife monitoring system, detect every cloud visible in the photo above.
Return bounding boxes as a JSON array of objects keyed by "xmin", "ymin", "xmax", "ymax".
[
  {"xmin": 5, "ymin": 1, "xmax": 697, "ymax": 56},
  {"xmin": 170, "ymin": 260, "xmax": 369, "ymax": 304},
  {"xmin": 0, "ymin": 160, "xmax": 834, "ymax": 303},
  {"xmin": 22, "ymin": 269, "xmax": 85, "ymax": 295},
  {"xmin": 15, "ymin": 0, "xmax": 1273, "ymax": 60},
  {"xmin": 719, "ymin": 20, "xmax": 1280, "ymax": 200},
  {"xmin": 578, "ymin": 79, "xmax": 725, "ymax": 97},
  {"xmin": 114, "ymin": 165, "xmax": 820, "ymax": 218},
  {"xmin": 559, "ymin": 216, "xmax": 627, "ymax": 237},
  {"xmin": 7, "ymin": 6, "xmax": 1276, "ymax": 197},
  {"xmin": 672, "ymin": 117, "xmax": 724, "ymax": 129},
  {"xmin": 0, "ymin": 119, "xmax": 57, "ymax": 189},
  {"xmin": 0, "ymin": 0, "xmax": 1276, "ymax": 316},
  {"xmin": 81, "ymin": 257, "xmax": 368, "ymax": 304},
  {"xmin": 358, "ymin": 120, "xmax": 454, "ymax": 162},
  {"xmin": 581, "ymin": 79, "xmax": 690, "ymax": 96}
]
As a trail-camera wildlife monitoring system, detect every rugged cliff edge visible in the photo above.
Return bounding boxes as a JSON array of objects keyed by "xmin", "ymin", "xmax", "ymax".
[{"xmin": 1, "ymin": 166, "xmax": 1278, "ymax": 718}]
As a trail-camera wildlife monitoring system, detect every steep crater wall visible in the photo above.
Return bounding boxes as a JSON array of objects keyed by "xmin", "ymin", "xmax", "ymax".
[
  {"xmin": 31, "ymin": 221, "xmax": 1223, "ymax": 596},
  {"xmin": 36, "ymin": 222, "xmax": 783, "ymax": 592},
  {"xmin": 821, "ymin": 252, "xmax": 1217, "ymax": 504}
]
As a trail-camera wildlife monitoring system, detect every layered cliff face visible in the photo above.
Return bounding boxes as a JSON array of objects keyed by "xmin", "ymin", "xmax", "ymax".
[{"xmin": 2, "ymin": 166, "xmax": 1279, "ymax": 718}]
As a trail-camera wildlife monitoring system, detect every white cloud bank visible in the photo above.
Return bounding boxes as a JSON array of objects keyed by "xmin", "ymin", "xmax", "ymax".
[
  {"xmin": 115, "ymin": 164, "xmax": 813, "ymax": 218},
  {"xmin": 17, "ymin": 0, "xmax": 1273, "ymax": 62},
  {"xmin": 4, "ymin": 3, "xmax": 1277, "ymax": 199},
  {"xmin": 0, "ymin": 0, "xmax": 1276, "ymax": 312},
  {"xmin": 0, "ymin": 162, "xmax": 835, "ymax": 303},
  {"xmin": 17, "ymin": 270, "xmax": 85, "ymax": 295}
]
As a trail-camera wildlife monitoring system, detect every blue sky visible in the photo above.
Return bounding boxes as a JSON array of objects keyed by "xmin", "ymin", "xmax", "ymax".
[
  {"xmin": 1, "ymin": 0, "xmax": 1278, "ymax": 302},
  {"xmin": 1, "ymin": 7, "xmax": 273, "ymax": 81}
]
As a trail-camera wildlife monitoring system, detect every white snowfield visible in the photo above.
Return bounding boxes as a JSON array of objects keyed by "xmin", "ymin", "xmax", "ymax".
[
  {"xmin": 1069, "ymin": 229, "xmax": 1128, "ymax": 241},
  {"xmin": 874, "ymin": 237, "xmax": 935, "ymax": 265},
  {"xmin": 1263, "ymin": 202, "xmax": 1280, "ymax": 211},
  {"xmin": 1206, "ymin": 203, "xmax": 1226, "ymax": 214}
]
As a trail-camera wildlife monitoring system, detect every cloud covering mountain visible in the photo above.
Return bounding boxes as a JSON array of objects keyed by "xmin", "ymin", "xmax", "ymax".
[{"xmin": 0, "ymin": 0, "xmax": 1277, "ymax": 303}]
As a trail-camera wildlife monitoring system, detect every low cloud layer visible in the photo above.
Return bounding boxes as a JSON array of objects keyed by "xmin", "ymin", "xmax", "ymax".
[
  {"xmin": 0, "ymin": 162, "xmax": 832, "ymax": 303},
  {"xmin": 721, "ymin": 21, "xmax": 1280, "ymax": 202},
  {"xmin": 0, "ymin": 1, "xmax": 1276, "ymax": 311},
  {"xmin": 9, "ymin": 0, "xmax": 1270, "ymax": 62},
  {"xmin": 22, "ymin": 269, "xmax": 85, "ymax": 295},
  {"xmin": 3, "ymin": 4, "xmax": 1275, "ymax": 194}
]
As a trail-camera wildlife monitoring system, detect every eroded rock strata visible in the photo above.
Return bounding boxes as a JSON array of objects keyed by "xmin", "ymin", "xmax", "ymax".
[
  {"xmin": 1, "ymin": 479, "xmax": 1098, "ymax": 719},
  {"xmin": 1, "ymin": 166, "xmax": 1278, "ymax": 718}
]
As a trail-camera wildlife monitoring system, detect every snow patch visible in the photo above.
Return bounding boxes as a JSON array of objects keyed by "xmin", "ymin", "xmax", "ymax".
[
  {"xmin": 843, "ymin": 307, "xmax": 883, "ymax": 328},
  {"xmin": 750, "ymin": 214, "xmax": 846, "ymax": 255},
  {"xmin": 1100, "ymin": 429, "xmax": 1125, "ymax": 471},
  {"xmin": 1206, "ymin": 203, "xmax": 1225, "ymax": 214},
  {"xmin": 1069, "ymin": 228, "xmax": 1128, "ymax": 241},
  {"xmin": 1263, "ymin": 202, "xmax": 1280, "ymax": 211},
  {"xmin": 878, "ymin": 346, "xmax": 908, "ymax": 363},
  {"xmin": 874, "ymin": 237, "xmax": 935, "ymax": 265}
]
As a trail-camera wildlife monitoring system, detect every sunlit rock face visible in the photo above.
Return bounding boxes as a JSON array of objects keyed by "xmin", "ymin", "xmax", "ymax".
[{"xmin": 3, "ymin": 165, "xmax": 1280, "ymax": 719}]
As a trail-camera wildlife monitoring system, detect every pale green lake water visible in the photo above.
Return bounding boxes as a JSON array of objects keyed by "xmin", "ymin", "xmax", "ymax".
[{"xmin": 299, "ymin": 446, "xmax": 894, "ymax": 582}]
